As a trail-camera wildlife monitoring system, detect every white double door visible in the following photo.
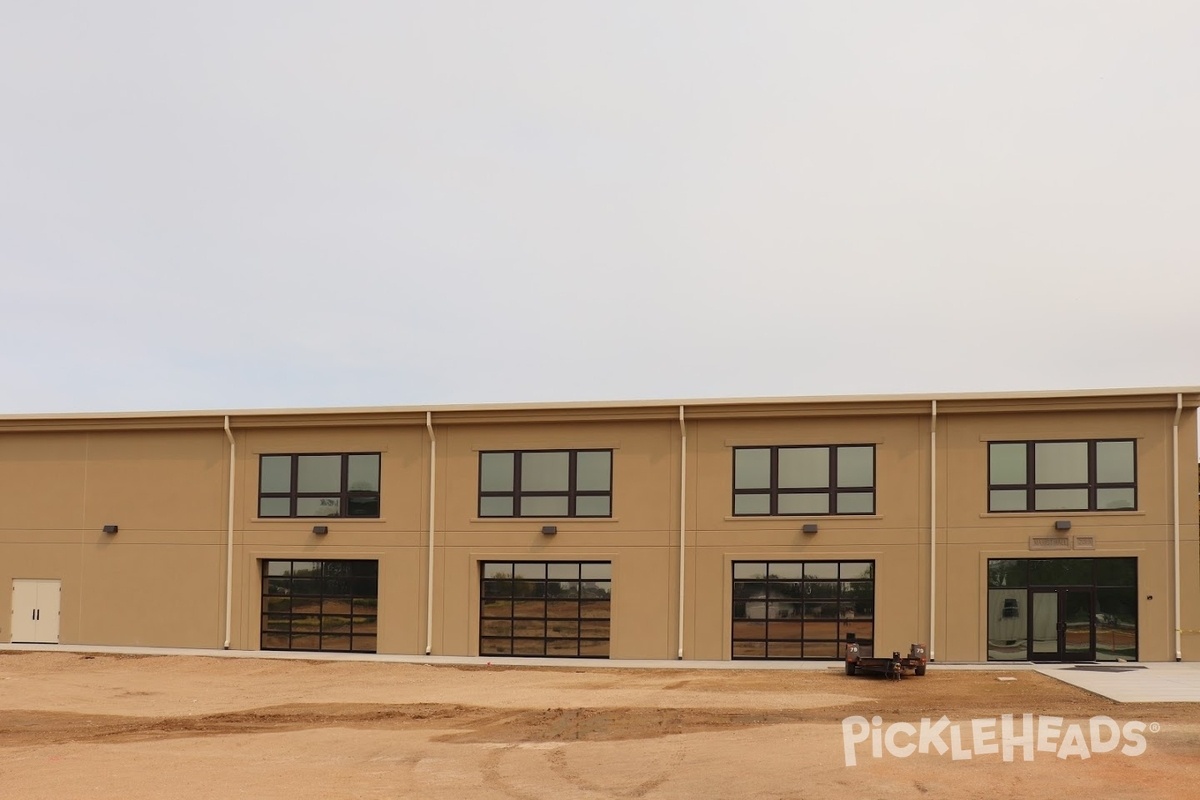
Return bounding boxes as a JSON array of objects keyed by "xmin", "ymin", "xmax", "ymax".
[{"xmin": 11, "ymin": 579, "xmax": 60, "ymax": 643}]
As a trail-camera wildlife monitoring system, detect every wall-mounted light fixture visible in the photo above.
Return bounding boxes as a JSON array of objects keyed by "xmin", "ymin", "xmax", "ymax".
[
  {"xmin": 801, "ymin": 523, "xmax": 819, "ymax": 534},
  {"xmin": 102, "ymin": 524, "xmax": 119, "ymax": 534},
  {"xmin": 1054, "ymin": 520, "xmax": 1072, "ymax": 532},
  {"xmin": 312, "ymin": 525, "xmax": 329, "ymax": 535},
  {"xmin": 541, "ymin": 525, "xmax": 558, "ymax": 536}
]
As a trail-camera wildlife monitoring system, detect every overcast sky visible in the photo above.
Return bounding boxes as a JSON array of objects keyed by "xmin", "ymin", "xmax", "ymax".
[{"xmin": 2, "ymin": 3, "xmax": 1197, "ymax": 414}]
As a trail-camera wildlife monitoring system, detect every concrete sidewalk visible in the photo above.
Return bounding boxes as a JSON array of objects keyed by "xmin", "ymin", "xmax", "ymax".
[
  {"xmin": 0, "ymin": 642, "xmax": 1040, "ymax": 671},
  {"xmin": 6, "ymin": 644, "xmax": 1199, "ymax": 701},
  {"xmin": 1037, "ymin": 663, "xmax": 1200, "ymax": 702}
]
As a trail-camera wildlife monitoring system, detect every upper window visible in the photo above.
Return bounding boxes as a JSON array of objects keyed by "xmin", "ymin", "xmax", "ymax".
[
  {"xmin": 733, "ymin": 445, "xmax": 875, "ymax": 516},
  {"xmin": 258, "ymin": 453, "xmax": 381, "ymax": 518},
  {"xmin": 479, "ymin": 450, "xmax": 612, "ymax": 517},
  {"xmin": 988, "ymin": 440, "xmax": 1136, "ymax": 512}
]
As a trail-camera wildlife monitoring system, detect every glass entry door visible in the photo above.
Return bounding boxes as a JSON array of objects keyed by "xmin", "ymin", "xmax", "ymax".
[{"xmin": 1030, "ymin": 588, "xmax": 1094, "ymax": 661}]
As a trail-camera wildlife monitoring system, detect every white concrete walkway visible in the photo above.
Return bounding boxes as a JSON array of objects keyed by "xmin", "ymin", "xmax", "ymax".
[
  {"xmin": 4, "ymin": 644, "xmax": 1198, "ymax": 701},
  {"xmin": 1037, "ymin": 662, "xmax": 1200, "ymax": 702}
]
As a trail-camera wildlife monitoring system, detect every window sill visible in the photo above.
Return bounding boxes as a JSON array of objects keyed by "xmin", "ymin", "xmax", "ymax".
[
  {"xmin": 470, "ymin": 517, "xmax": 619, "ymax": 524},
  {"xmin": 979, "ymin": 511, "xmax": 1145, "ymax": 518},
  {"xmin": 723, "ymin": 515, "xmax": 883, "ymax": 522}
]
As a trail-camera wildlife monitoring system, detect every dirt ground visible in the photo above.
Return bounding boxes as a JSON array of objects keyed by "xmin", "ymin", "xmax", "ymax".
[{"xmin": 0, "ymin": 652, "xmax": 1197, "ymax": 799}]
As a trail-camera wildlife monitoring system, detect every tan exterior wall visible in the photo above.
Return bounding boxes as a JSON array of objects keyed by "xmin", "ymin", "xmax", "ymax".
[
  {"xmin": 0, "ymin": 430, "xmax": 226, "ymax": 646},
  {"xmin": 1, "ymin": 391, "xmax": 1196, "ymax": 662},
  {"xmin": 438, "ymin": 420, "xmax": 678, "ymax": 659}
]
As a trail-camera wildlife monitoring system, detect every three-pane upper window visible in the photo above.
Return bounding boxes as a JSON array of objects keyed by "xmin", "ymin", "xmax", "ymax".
[
  {"xmin": 733, "ymin": 445, "xmax": 875, "ymax": 516},
  {"xmin": 988, "ymin": 440, "xmax": 1136, "ymax": 512},
  {"xmin": 259, "ymin": 453, "xmax": 381, "ymax": 518},
  {"xmin": 479, "ymin": 450, "xmax": 612, "ymax": 517}
]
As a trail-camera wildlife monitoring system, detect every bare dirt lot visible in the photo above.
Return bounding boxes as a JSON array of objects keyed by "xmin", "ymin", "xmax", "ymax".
[{"xmin": 1, "ymin": 652, "xmax": 1197, "ymax": 799}]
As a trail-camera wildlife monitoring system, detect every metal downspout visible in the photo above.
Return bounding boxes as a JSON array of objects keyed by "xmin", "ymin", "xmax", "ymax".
[
  {"xmin": 223, "ymin": 416, "xmax": 235, "ymax": 649},
  {"xmin": 677, "ymin": 406, "xmax": 686, "ymax": 659},
  {"xmin": 1173, "ymin": 394, "xmax": 1182, "ymax": 661},
  {"xmin": 929, "ymin": 400, "xmax": 937, "ymax": 662},
  {"xmin": 426, "ymin": 412, "xmax": 436, "ymax": 655}
]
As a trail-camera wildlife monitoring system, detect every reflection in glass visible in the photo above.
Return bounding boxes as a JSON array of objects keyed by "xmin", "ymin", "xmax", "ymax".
[
  {"xmin": 1095, "ymin": 587, "xmax": 1137, "ymax": 661},
  {"xmin": 521, "ymin": 452, "xmax": 570, "ymax": 491},
  {"xmin": 1095, "ymin": 558, "xmax": 1136, "ymax": 587},
  {"xmin": 778, "ymin": 448, "xmax": 828, "ymax": 488},
  {"xmin": 479, "ymin": 496, "xmax": 514, "ymax": 517},
  {"xmin": 479, "ymin": 560, "xmax": 612, "ymax": 659},
  {"xmin": 735, "ymin": 448, "xmax": 771, "ymax": 489},
  {"xmin": 835, "ymin": 492, "xmax": 873, "ymax": 514},
  {"xmin": 1029, "ymin": 559, "xmax": 1092, "ymax": 586},
  {"xmin": 520, "ymin": 496, "xmax": 569, "ymax": 516},
  {"xmin": 347, "ymin": 495, "xmax": 380, "ymax": 517},
  {"xmin": 1062, "ymin": 590, "xmax": 1093, "ymax": 657},
  {"xmin": 988, "ymin": 559, "xmax": 1026, "ymax": 588},
  {"xmin": 580, "ymin": 563, "xmax": 611, "ymax": 580},
  {"xmin": 768, "ymin": 641, "xmax": 803, "ymax": 658},
  {"xmin": 804, "ymin": 641, "xmax": 837, "ymax": 659},
  {"xmin": 259, "ymin": 497, "xmax": 291, "ymax": 517},
  {"xmin": 803, "ymin": 563, "xmax": 838, "ymax": 580},
  {"xmin": 777, "ymin": 493, "xmax": 829, "ymax": 515},
  {"xmin": 260, "ymin": 559, "xmax": 379, "ymax": 655},
  {"xmin": 482, "ymin": 562, "xmax": 513, "ymax": 580},
  {"xmin": 296, "ymin": 497, "xmax": 341, "ymax": 517},
  {"xmin": 260, "ymin": 456, "xmax": 292, "ymax": 493},
  {"xmin": 770, "ymin": 563, "xmax": 804, "ymax": 580},
  {"xmin": 548, "ymin": 563, "xmax": 579, "ymax": 580},
  {"xmin": 513, "ymin": 563, "xmax": 546, "ymax": 580},
  {"xmin": 1096, "ymin": 488, "xmax": 1135, "ymax": 510},
  {"xmin": 732, "ymin": 560, "xmax": 874, "ymax": 660},
  {"xmin": 297, "ymin": 455, "xmax": 341, "ymax": 493},
  {"xmin": 733, "ymin": 563, "xmax": 767, "ymax": 580},
  {"xmin": 1031, "ymin": 592, "xmax": 1058, "ymax": 655},
  {"xmin": 1095, "ymin": 440, "xmax": 1135, "ymax": 484},
  {"xmin": 840, "ymin": 562, "xmax": 873, "ymax": 580},
  {"xmin": 480, "ymin": 452, "xmax": 514, "ymax": 491},
  {"xmin": 575, "ymin": 451, "xmax": 611, "ymax": 491},
  {"xmin": 575, "ymin": 495, "xmax": 611, "ymax": 516},
  {"xmin": 347, "ymin": 454, "xmax": 380, "ymax": 491},
  {"xmin": 734, "ymin": 493, "xmax": 771, "ymax": 515},
  {"xmin": 989, "ymin": 443, "xmax": 1026, "ymax": 485},
  {"xmin": 1034, "ymin": 488, "xmax": 1088, "ymax": 511},
  {"xmin": 987, "ymin": 589, "xmax": 1027, "ymax": 660},
  {"xmin": 1034, "ymin": 442, "xmax": 1088, "ymax": 484},
  {"xmin": 547, "ymin": 582, "xmax": 580, "ymax": 600},
  {"xmin": 836, "ymin": 446, "xmax": 873, "ymax": 488},
  {"xmin": 989, "ymin": 490, "xmax": 1027, "ymax": 512}
]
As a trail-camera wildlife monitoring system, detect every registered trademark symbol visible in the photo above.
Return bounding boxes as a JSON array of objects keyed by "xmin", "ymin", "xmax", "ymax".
[{"xmin": 1149, "ymin": 722, "xmax": 1161, "ymax": 734}]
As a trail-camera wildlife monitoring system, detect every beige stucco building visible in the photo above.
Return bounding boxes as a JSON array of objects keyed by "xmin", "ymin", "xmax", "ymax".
[{"xmin": 2, "ymin": 387, "xmax": 1197, "ymax": 663}]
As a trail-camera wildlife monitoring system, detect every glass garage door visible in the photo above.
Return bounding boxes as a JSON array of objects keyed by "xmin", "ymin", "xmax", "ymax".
[
  {"xmin": 480, "ymin": 561, "xmax": 611, "ymax": 657},
  {"xmin": 261, "ymin": 560, "xmax": 379, "ymax": 653},
  {"xmin": 732, "ymin": 560, "xmax": 874, "ymax": 659}
]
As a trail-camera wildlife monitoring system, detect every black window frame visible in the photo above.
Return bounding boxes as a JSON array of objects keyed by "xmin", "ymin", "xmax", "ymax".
[
  {"xmin": 731, "ymin": 560, "xmax": 875, "ymax": 660},
  {"xmin": 258, "ymin": 452, "xmax": 381, "ymax": 519},
  {"xmin": 261, "ymin": 559, "xmax": 379, "ymax": 653},
  {"xmin": 479, "ymin": 560, "xmax": 612, "ymax": 658},
  {"xmin": 478, "ymin": 449, "xmax": 612, "ymax": 518},
  {"xmin": 987, "ymin": 439, "xmax": 1137, "ymax": 513},
  {"xmin": 731, "ymin": 444, "xmax": 876, "ymax": 516}
]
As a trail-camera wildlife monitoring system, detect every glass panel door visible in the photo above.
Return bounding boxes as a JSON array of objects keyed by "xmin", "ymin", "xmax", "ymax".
[
  {"xmin": 1028, "ymin": 588, "xmax": 1095, "ymax": 661},
  {"xmin": 1060, "ymin": 588, "xmax": 1095, "ymax": 661},
  {"xmin": 1030, "ymin": 591, "xmax": 1059, "ymax": 658}
]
